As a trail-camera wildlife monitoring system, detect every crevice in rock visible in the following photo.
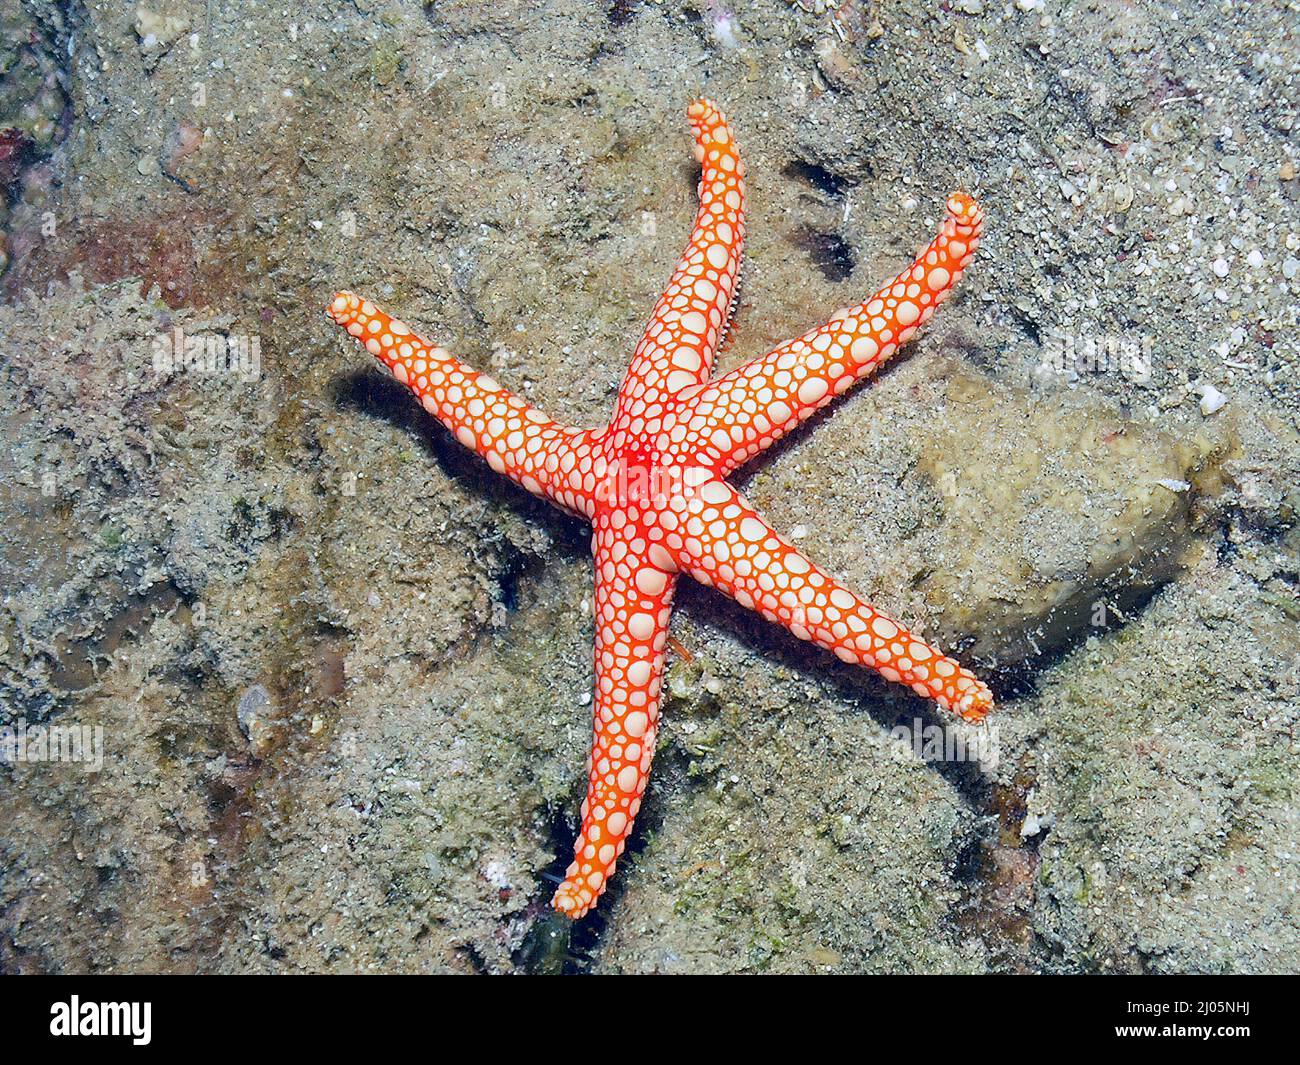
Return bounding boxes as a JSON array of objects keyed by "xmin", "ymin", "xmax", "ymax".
[
  {"xmin": 783, "ymin": 158, "xmax": 854, "ymax": 200},
  {"xmin": 789, "ymin": 223, "xmax": 856, "ymax": 283}
]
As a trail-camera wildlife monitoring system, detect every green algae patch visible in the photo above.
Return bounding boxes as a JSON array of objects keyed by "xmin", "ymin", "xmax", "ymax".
[{"xmin": 370, "ymin": 40, "xmax": 404, "ymax": 88}]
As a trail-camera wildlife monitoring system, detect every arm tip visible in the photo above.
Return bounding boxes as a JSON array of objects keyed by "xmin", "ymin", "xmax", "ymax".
[
  {"xmin": 326, "ymin": 290, "xmax": 360, "ymax": 326},
  {"xmin": 686, "ymin": 98, "xmax": 734, "ymax": 157},
  {"xmin": 945, "ymin": 192, "xmax": 985, "ymax": 236}
]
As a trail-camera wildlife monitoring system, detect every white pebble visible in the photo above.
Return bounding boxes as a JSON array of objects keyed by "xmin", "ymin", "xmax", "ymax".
[
  {"xmin": 1246, "ymin": 249, "xmax": 1265, "ymax": 269},
  {"xmin": 1198, "ymin": 384, "xmax": 1228, "ymax": 416},
  {"xmin": 1212, "ymin": 257, "xmax": 1230, "ymax": 278}
]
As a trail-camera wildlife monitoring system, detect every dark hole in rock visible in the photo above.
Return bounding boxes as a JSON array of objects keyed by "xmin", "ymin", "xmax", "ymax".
[
  {"xmin": 607, "ymin": 0, "xmax": 638, "ymax": 26},
  {"xmin": 792, "ymin": 224, "xmax": 856, "ymax": 283},
  {"xmin": 784, "ymin": 158, "xmax": 853, "ymax": 199}
]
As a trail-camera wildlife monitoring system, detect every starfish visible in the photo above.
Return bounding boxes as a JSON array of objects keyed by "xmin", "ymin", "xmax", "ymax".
[{"xmin": 327, "ymin": 99, "xmax": 990, "ymax": 920}]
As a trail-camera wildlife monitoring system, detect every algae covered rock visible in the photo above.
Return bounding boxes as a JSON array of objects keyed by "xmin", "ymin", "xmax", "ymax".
[
  {"xmin": 915, "ymin": 370, "xmax": 1234, "ymax": 671},
  {"xmin": 590, "ymin": 659, "xmax": 984, "ymax": 974},
  {"xmin": 1019, "ymin": 557, "xmax": 1300, "ymax": 973}
]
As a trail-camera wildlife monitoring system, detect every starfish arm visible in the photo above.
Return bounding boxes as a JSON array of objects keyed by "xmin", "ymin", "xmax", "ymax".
[
  {"xmin": 327, "ymin": 291, "xmax": 602, "ymax": 518},
  {"xmin": 553, "ymin": 525, "xmax": 677, "ymax": 918},
  {"xmin": 680, "ymin": 194, "xmax": 985, "ymax": 477},
  {"xmin": 671, "ymin": 478, "xmax": 992, "ymax": 722},
  {"xmin": 610, "ymin": 99, "xmax": 746, "ymax": 433}
]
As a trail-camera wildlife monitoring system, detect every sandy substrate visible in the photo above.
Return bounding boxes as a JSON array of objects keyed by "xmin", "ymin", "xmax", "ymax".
[{"xmin": 0, "ymin": 0, "xmax": 1296, "ymax": 972}]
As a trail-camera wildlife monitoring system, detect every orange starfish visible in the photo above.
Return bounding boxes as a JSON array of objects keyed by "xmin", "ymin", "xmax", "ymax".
[{"xmin": 327, "ymin": 100, "xmax": 990, "ymax": 919}]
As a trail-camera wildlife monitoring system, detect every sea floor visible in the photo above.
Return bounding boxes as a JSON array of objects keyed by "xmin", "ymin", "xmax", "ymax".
[{"xmin": 0, "ymin": 0, "xmax": 1296, "ymax": 973}]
